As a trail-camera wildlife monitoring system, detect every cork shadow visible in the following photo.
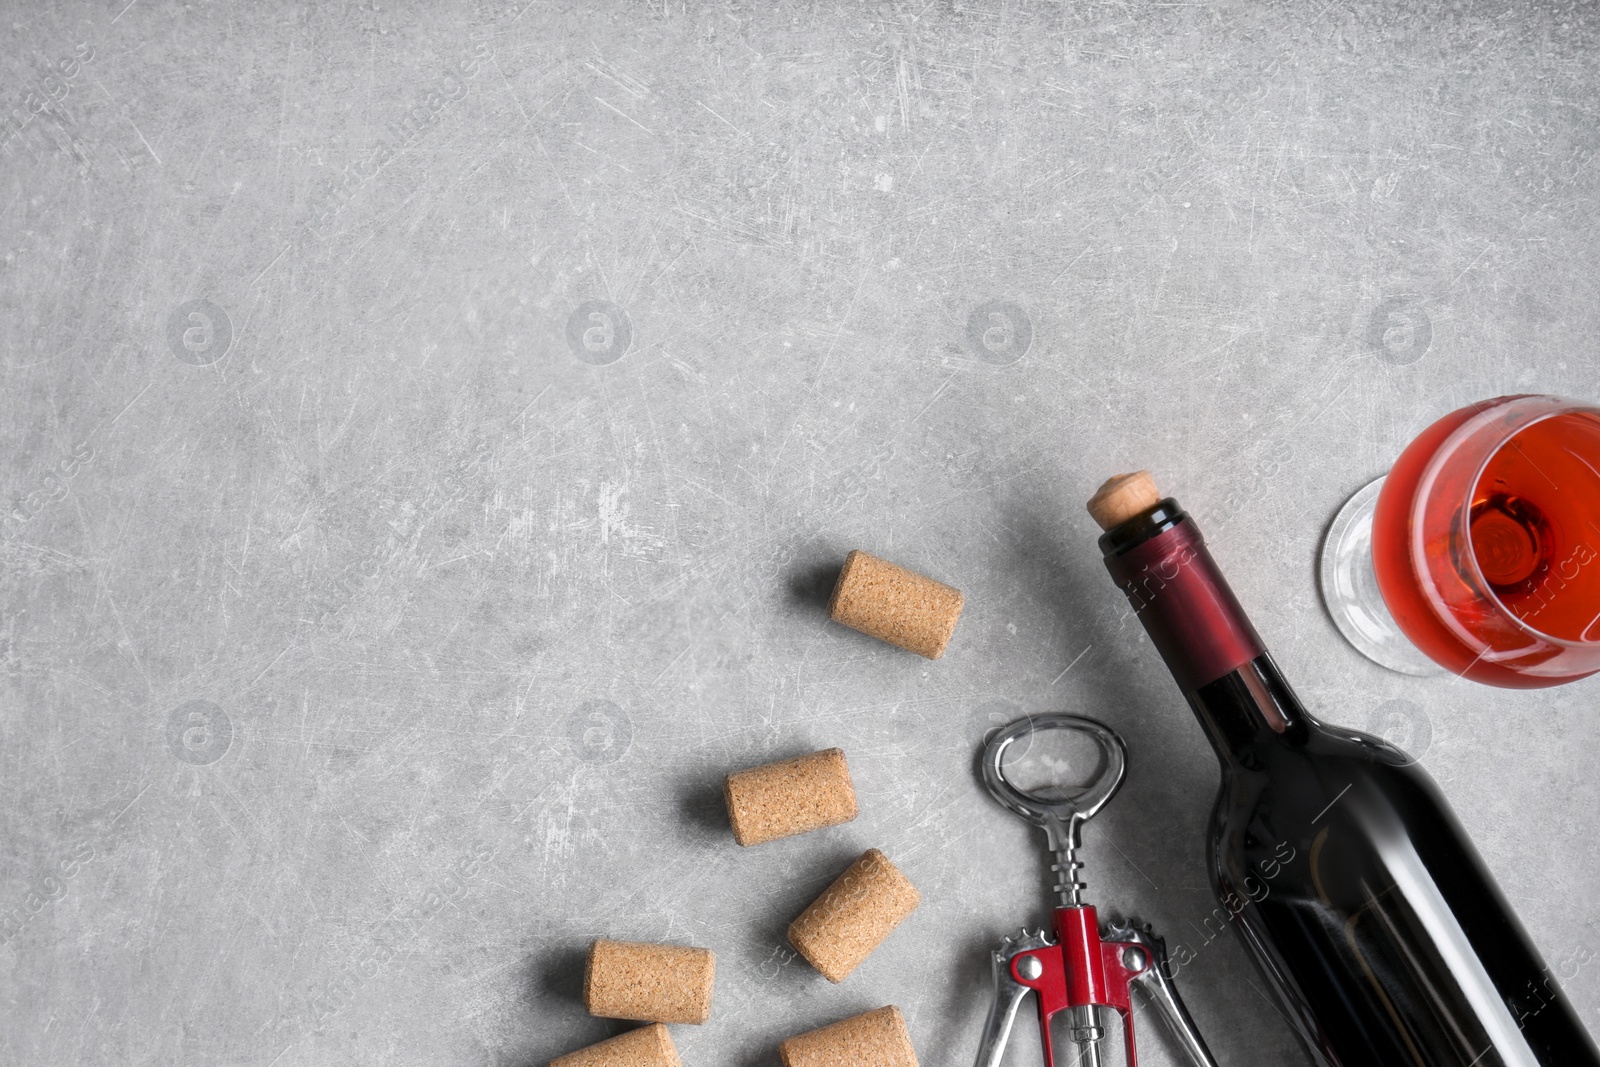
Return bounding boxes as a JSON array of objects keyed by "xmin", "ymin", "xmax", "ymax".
[
  {"xmin": 786, "ymin": 558, "xmax": 843, "ymax": 612},
  {"xmin": 729, "ymin": 1037, "xmax": 783, "ymax": 1067},
  {"xmin": 519, "ymin": 1021, "xmax": 632, "ymax": 1067},
  {"xmin": 522, "ymin": 947, "xmax": 633, "ymax": 1067},
  {"xmin": 533, "ymin": 943, "xmax": 590, "ymax": 1006},
  {"xmin": 676, "ymin": 776, "xmax": 730, "ymax": 838}
]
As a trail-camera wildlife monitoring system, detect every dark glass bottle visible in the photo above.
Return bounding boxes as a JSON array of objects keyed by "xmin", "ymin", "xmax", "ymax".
[{"xmin": 1098, "ymin": 495, "xmax": 1600, "ymax": 1067}]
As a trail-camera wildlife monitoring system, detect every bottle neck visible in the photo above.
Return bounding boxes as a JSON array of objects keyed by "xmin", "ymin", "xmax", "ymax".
[
  {"xmin": 1100, "ymin": 501, "xmax": 1307, "ymax": 761},
  {"xmin": 1187, "ymin": 654, "xmax": 1311, "ymax": 764}
]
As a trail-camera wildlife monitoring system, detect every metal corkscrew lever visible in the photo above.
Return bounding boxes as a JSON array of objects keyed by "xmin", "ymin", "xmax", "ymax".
[{"xmin": 974, "ymin": 714, "xmax": 1219, "ymax": 1067}]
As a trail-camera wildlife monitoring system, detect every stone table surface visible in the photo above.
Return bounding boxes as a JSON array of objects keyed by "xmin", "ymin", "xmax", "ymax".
[{"xmin": 2, "ymin": 2, "xmax": 1598, "ymax": 1065}]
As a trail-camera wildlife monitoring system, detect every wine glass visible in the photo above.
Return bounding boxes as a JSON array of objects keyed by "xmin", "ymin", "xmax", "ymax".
[{"xmin": 1319, "ymin": 394, "xmax": 1600, "ymax": 688}]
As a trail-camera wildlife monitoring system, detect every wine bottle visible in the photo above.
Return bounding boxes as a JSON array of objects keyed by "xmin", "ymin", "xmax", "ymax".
[{"xmin": 1088, "ymin": 471, "xmax": 1600, "ymax": 1067}]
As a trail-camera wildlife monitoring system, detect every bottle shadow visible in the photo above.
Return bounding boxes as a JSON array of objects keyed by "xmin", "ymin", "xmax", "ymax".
[{"xmin": 925, "ymin": 935, "xmax": 1005, "ymax": 1061}]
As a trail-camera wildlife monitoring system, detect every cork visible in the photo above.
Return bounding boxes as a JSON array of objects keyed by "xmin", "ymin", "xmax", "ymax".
[
  {"xmin": 584, "ymin": 939, "xmax": 714, "ymax": 1024},
  {"xmin": 788, "ymin": 849, "xmax": 920, "ymax": 983},
  {"xmin": 779, "ymin": 1006, "xmax": 919, "ymax": 1067},
  {"xmin": 1087, "ymin": 470, "xmax": 1161, "ymax": 531},
  {"xmin": 827, "ymin": 550, "xmax": 964, "ymax": 659},
  {"xmin": 548, "ymin": 1023, "xmax": 681, "ymax": 1067},
  {"xmin": 725, "ymin": 748, "xmax": 858, "ymax": 847}
]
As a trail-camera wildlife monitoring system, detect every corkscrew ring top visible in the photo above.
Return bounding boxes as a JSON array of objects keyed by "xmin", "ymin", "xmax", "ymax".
[
  {"xmin": 982, "ymin": 713, "xmax": 1127, "ymax": 826},
  {"xmin": 981, "ymin": 713, "xmax": 1127, "ymax": 906}
]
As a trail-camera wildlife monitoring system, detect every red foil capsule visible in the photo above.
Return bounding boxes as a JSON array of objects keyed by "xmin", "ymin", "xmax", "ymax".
[{"xmin": 1102, "ymin": 517, "xmax": 1264, "ymax": 692}]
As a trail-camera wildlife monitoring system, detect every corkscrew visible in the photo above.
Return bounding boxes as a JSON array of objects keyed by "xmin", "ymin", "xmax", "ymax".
[{"xmin": 974, "ymin": 714, "xmax": 1219, "ymax": 1067}]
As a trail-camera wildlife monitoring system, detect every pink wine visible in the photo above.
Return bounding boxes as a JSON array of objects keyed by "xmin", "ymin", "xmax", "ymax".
[{"xmin": 1372, "ymin": 399, "xmax": 1600, "ymax": 686}]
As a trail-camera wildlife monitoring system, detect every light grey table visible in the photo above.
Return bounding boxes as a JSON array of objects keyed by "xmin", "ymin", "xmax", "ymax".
[{"xmin": 3, "ymin": 2, "xmax": 1597, "ymax": 1065}]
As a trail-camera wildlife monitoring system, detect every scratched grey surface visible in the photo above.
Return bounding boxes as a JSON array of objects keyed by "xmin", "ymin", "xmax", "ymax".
[{"xmin": 3, "ymin": 1, "xmax": 1599, "ymax": 1065}]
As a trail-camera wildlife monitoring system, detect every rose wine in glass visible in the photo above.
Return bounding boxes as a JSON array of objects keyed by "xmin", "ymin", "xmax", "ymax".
[{"xmin": 1321, "ymin": 395, "xmax": 1600, "ymax": 686}]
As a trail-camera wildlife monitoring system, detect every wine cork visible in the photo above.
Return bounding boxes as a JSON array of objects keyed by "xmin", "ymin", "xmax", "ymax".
[
  {"xmin": 779, "ymin": 1006, "xmax": 919, "ymax": 1067},
  {"xmin": 788, "ymin": 849, "xmax": 920, "ymax": 983},
  {"xmin": 725, "ymin": 748, "xmax": 858, "ymax": 847},
  {"xmin": 1087, "ymin": 470, "xmax": 1161, "ymax": 531},
  {"xmin": 827, "ymin": 550, "xmax": 964, "ymax": 659},
  {"xmin": 584, "ymin": 939, "xmax": 714, "ymax": 1024},
  {"xmin": 548, "ymin": 1023, "xmax": 681, "ymax": 1067}
]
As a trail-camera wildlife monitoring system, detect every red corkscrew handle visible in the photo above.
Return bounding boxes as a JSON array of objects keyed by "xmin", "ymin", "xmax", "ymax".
[{"xmin": 1006, "ymin": 905, "xmax": 1150, "ymax": 1067}]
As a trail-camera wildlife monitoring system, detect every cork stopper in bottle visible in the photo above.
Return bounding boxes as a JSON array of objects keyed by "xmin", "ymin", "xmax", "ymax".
[
  {"xmin": 1086, "ymin": 471, "xmax": 1161, "ymax": 531},
  {"xmin": 779, "ymin": 1005, "xmax": 919, "ymax": 1067},
  {"xmin": 548, "ymin": 1022, "xmax": 681, "ymax": 1067},
  {"xmin": 584, "ymin": 939, "xmax": 714, "ymax": 1025}
]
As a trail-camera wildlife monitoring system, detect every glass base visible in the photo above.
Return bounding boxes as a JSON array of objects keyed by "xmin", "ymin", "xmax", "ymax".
[{"xmin": 1318, "ymin": 477, "xmax": 1446, "ymax": 677}]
